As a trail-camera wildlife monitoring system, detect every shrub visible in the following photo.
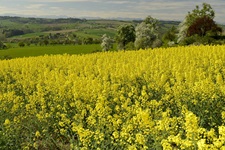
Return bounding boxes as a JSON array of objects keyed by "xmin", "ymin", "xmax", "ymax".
[{"xmin": 18, "ymin": 42, "xmax": 25, "ymax": 47}]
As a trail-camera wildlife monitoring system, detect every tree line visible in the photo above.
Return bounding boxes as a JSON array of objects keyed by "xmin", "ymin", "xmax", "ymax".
[
  {"xmin": 101, "ymin": 3, "xmax": 224, "ymax": 51},
  {"xmin": 16, "ymin": 33, "xmax": 101, "ymax": 47},
  {"xmin": 0, "ymin": 16, "xmax": 85, "ymax": 24}
]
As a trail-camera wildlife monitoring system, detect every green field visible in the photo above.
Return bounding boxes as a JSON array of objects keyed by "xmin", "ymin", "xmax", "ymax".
[{"xmin": 0, "ymin": 44, "xmax": 108, "ymax": 59}]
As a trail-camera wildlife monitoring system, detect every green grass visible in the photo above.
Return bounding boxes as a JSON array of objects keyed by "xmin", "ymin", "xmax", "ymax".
[{"xmin": 0, "ymin": 44, "xmax": 103, "ymax": 59}]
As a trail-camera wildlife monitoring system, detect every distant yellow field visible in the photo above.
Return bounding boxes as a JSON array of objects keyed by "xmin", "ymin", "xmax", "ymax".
[{"xmin": 1, "ymin": 45, "xmax": 225, "ymax": 149}]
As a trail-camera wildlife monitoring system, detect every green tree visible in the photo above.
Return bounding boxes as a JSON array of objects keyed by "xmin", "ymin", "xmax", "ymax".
[
  {"xmin": 0, "ymin": 41, "xmax": 6, "ymax": 49},
  {"xmin": 116, "ymin": 24, "xmax": 135, "ymax": 50},
  {"xmin": 83, "ymin": 37, "xmax": 93, "ymax": 45},
  {"xmin": 177, "ymin": 3, "xmax": 215, "ymax": 43},
  {"xmin": 0, "ymin": 33, "xmax": 6, "ymax": 41},
  {"xmin": 187, "ymin": 16, "xmax": 222, "ymax": 37},
  {"xmin": 162, "ymin": 26, "xmax": 177, "ymax": 46},
  {"xmin": 18, "ymin": 42, "xmax": 25, "ymax": 47},
  {"xmin": 186, "ymin": 3, "xmax": 215, "ymax": 26},
  {"xmin": 43, "ymin": 40, "xmax": 49, "ymax": 46}
]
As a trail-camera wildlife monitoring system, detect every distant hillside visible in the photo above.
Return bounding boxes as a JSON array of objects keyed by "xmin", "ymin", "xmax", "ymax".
[
  {"xmin": 2, "ymin": 16, "xmax": 224, "ymax": 44},
  {"xmin": 0, "ymin": 16, "xmax": 181, "ymax": 41}
]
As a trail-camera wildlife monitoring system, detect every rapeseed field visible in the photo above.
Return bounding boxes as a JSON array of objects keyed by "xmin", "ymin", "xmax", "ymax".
[{"xmin": 1, "ymin": 45, "xmax": 225, "ymax": 149}]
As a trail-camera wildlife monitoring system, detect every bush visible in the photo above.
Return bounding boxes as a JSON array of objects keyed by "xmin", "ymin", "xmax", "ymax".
[
  {"xmin": 0, "ymin": 42, "xmax": 7, "ymax": 50},
  {"xmin": 125, "ymin": 42, "xmax": 135, "ymax": 50},
  {"xmin": 0, "ymin": 55, "xmax": 12, "ymax": 60},
  {"xmin": 180, "ymin": 36, "xmax": 196, "ymax": 45},
  {"xmin": 152, "ymin": 39, "xmax": 162, "ymax": 48},
  {"xmin": 18, "ymin": 42, "xmax": 25, "ymax": 47},
  {"xmin": 180, "ymin": 35, "xmax": 215, "ymax": 45}
]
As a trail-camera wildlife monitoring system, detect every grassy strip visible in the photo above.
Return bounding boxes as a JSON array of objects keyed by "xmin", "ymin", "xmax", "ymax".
[{"xmin": 0, "ymin": 44, "xmax": 104, "ymax": 59}]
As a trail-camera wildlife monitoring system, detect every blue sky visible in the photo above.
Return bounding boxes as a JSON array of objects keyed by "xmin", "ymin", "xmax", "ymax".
[{"xmin": 0, "ymin": 0, "xmax": 224, "ymax": 23}]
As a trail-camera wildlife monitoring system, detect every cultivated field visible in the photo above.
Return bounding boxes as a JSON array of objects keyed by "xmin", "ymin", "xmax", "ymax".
[
  {"xmin": 0, "ymin": 44, "xmax": 104, "ymax": 59},
  {"xmin": 1, "ymin": 45, "xmax": 225, "ymax": 149}
]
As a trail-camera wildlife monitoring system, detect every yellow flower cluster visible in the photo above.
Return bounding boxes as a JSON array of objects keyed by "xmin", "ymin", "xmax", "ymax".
[{"xmin": 1, "ymin": 45, "xmax": 225, "ymax": 149}]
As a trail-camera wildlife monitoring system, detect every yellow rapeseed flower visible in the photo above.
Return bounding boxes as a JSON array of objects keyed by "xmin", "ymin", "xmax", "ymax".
[
  {"xmin": 4, "ymin": 119, "xmax": 10, "ymax": 126},
  {"xmin": 35, "ymin": 131, "xmax": 41, "ymax": 138}
]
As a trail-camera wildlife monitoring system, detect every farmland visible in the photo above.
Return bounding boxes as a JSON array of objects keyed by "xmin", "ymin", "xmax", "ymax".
[
  {"xmin": 0, "ymin": 16, "xmax": 182, "ymax": 59},
  {"xmin": 0, "ymin": 44, "xmax": 108, "ymax": 59},
  {"xmin": 1, "ymin": 16, "xmax": 224, "ymax": 60},
  {"xmin": 0, "ymin": 17, "xmax": 133, "ymax": 39},
  {"xmin": 1, "ymin": 45, "xmax": 225, "ymax": 149},
  {"xmin": 0, "ymin": 16, "xmax": 179, "ymax": 40},
  {"xmin": 1, "ymin": 1, "xmax": 225, "ymax": 149}
]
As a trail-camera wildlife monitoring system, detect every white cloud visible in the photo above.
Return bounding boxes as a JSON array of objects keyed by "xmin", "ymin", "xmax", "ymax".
[
  {"xmin": 25, "ymin": 4, "xmax": 46, "ymax": 9},
  {"xmin": 50, "ymin": 7, "xmax": 61, "ymax": 10},
  {"xmin": 0, "ymin": 0, "xmax": 224, "ymax": 23},
  {"xmin": 105, "ymin": 1, "xmax": 132, "ymax": 4},
  {"xmin": 27, "ymin": 0, "xmax": 101, "ymax": 2}
]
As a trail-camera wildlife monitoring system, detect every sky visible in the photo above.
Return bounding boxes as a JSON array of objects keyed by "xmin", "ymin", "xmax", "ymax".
[{"xmin": 0, "ymin": 0, "xmax": 224, "ymax": 24}]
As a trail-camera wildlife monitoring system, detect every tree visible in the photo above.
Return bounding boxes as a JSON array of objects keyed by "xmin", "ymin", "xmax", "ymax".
[
  {"xmin": 0, "ymin": 41, "xmax": 7, "ymax": 49},
  {"xmin": 43, "ymin": 40, "xmax": 49, "ymax": 46},
  {"xmin": 162, "ymin": 26, "xmax": 177, "ymax": 46},
  {"xmin": 83, "ymin": 37, "xmax": 94, "ymax": 45},
  {"xmin": 144, "ymin": 16, "xmax": 159, "ymax": 31},
  {"xmin": 116, "ymin": 24, "xmax": 135, "ymax": 50},
  {"xmin": 18, "ymin": 42, "xmax": 25, "ymax": 47},
  {"xmin": 177, "ymin": 18, "xmax": 189, "ymax": 43},
  {"xmin": 187, "ymin": 16, "xmax": 222, "ymax": 37},
  {"xmin": 101, "ymin": 34, "xmax": 113, "ymax": 52},
  {"xmin": 177, "ymin": 3, "xmax": 215, "ymax": 43},
  {"xmin": 0, "ymin": 33, "xmax": 6, "ymax": 41},
  {"xmin": 134, "ymin": 16, "xmax": 160, "ymax": 49}
]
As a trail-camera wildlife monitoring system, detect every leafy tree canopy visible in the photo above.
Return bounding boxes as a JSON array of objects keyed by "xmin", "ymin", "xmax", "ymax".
[
  {"xmin": 144, "ymin": 16, "xmax": 159, "ymax": 31},
  {"xmin": 135, "ymin": 16, "xmax": 160, "ymax": 49},
  {"xmin": 177, "ymin": 3, "xmax": 217, "ymax": 43},
  {"xmin": 101, "ymin": 34, "xmax": 113, "ymax": 51},
  {"xmin": 162, "ymin": 26, "xmax": 177, "ymax": 42},
  {"xmin": 186, "ymin": 3, "xmax": 215, "ymax": 26},
  {"xmin": 187, "ymin": 16, "xmax": 222, "ymax": 37},
  {"xmin": 116, "ymin": 24, "xmax": 135, "ymax": 50}
]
